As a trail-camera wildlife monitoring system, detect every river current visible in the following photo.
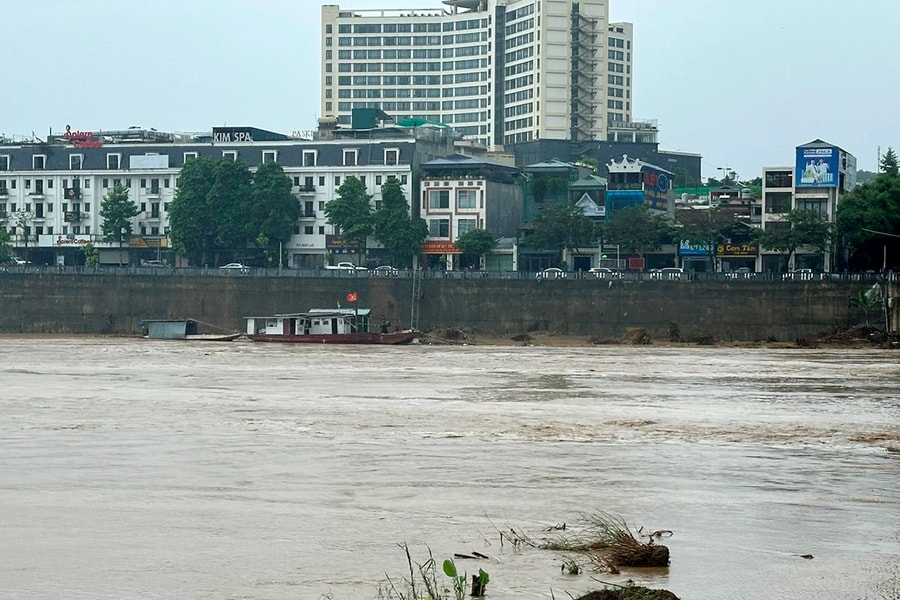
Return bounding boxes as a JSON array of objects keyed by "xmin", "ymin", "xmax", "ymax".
[{"xmin": 1, "ymin": 338, "xmax": 898, "ymax": 600}]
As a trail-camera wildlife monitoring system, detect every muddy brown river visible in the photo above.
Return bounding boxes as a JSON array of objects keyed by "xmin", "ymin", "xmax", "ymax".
[{"xmin": 1, "ymin": 338, "xmax": 898, "ymax": 599}]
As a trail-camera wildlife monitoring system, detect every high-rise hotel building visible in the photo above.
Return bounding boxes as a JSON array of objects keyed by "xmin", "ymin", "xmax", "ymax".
[{"xmin": 321, "ymin": 0, "xmax": 633, "ymax": 149}]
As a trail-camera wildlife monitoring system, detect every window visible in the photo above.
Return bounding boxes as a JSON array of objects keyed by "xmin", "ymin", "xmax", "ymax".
[
  {"xmin": 0, "ymin": 155, "xmax": 8, "ymax": 171},
  {"xmin": 184, "ymin": 152, "xmax": 198, "ymax": 162},
  {"xmin": 107, "ymin": 153, "xmax": 120, "ymax": 169},
  {"xmin": 318, "ymin": 176, "xmax": 325, "ymax": 186},
  {"xmin": 428, "ymin": 218, "xmax": 450, "ymax": 237},
  {"xmin": 102, "ymin": 178, "xmax": 109, "ymax": 189},
  {"xmin": 384, "ymin": 148, "xmax": 399, "ymax": 166},
  {"xmin": 303, "ymin": 150, "xmax": 317, "ymax": 167},
  {"xmin": 343, "ymin": 149, "xmax": 358, "ymax": 166},
  {"xmin": 262, "ymin": 150, "xmax": 277, "ymax": 164},
  {"xmin": 304, "ymin": 225, "xmax": 314, "ymax": 235},
  {"xmin": 457, "ymin": 189, "xmax": 477, "ymax": 209},
  {"xmin": 796, "ymin": 199, "xmax": 827, "ymax": 220},
  {"xmin": 765, "ymin": 192, "xmax": 792, "ymax": 214},
  {"xmin": 428, "ymin": 189, "xmax": 450, "ymax": 209},
  {"xmin": 33, "ymin": 155, "xmax": 46, "ymax": 169},
  {"xmin": 457, "ymin": 218, "xmax": 477, "ymax": 235},
  {"xmin": 223, "ymin": 151, "xmax": 237, "ymax": 161},
  {"xmin": 335, "ymin": 176, "xmax": 341, "ymax": 186},
  {"xmin": 376, "ymin": 175, "xmax": 382, "ymax": 185},
  {"xmin": 765, "ymin": 170, "xmax": 793, "ymax": 188},
  {"xmin": 70, "ymin": 154, "xmax": 83, "ymax": 170},
  {"xmin": 318, "ymin": 225, "xmax": 325, "ymax": 235}
]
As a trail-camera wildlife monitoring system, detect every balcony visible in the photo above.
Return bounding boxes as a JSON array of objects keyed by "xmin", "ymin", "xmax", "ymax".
[
  {"xmin": 299, "ymin": 211, "xmax": 317, "ymax": 220},
  {"xmin": 64, "ymin": 211, "xmax": 82, "ymax": 222},
  {"xmin": 297, "ymin": 184, "xmax": 316, "ymax": 194}
]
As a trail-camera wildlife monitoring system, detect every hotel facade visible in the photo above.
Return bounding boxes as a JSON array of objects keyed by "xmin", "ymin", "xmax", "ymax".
[{"xmin": 322, "ymin": 0, "xmax": 632, "ymax": 148}]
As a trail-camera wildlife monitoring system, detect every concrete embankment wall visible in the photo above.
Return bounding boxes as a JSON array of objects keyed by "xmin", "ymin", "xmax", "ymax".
[{"xmin": 1, "ymin": 272, "xmax": 892, "ymax": 342}]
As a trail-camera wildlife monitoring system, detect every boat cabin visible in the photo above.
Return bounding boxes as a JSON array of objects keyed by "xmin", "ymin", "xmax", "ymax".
[
  {"xmin": 140, "ymin": 319, "xmax": 202, "ymax": 339},
  {"xmin": 246, "ymin": 308, "xmax": 371, "ymax": 337}
]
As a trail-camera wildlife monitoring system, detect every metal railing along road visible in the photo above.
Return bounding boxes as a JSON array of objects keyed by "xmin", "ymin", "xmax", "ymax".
[{"xmin": 2, "ymin": 264, "xmax": 896, "ymax": 284}]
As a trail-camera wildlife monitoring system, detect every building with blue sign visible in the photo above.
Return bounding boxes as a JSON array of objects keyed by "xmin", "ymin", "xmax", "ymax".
[
  {"xmin": 760, "ymin": 139, "xmax": 857, "ymax": 273},
  {"xmin": 605, "ymin": 154, "xmax": 675, "ymax": 215}
]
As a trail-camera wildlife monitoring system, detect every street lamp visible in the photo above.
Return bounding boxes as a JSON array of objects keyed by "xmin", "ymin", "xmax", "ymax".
[{"xmin": 717, "ymin": 167, "xmax": 736, "ymax": 186}]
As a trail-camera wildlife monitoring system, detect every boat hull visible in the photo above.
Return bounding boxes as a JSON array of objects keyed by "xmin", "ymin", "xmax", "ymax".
[{"xmin": 249, "ymin": 331, "xmax": 416, "ymax": 345}]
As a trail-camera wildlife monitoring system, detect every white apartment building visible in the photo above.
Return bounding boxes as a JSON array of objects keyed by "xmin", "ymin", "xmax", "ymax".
[
  {"xmin": 321, "ymin": 0, "xmax": 632, "ymax": 149},
  {"xmin": 0, "ymin": 125, "xmax": 451, "ymax": 269}
]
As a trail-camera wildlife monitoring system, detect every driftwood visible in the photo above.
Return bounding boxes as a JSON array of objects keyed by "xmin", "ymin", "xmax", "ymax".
[{"xmin": 541, "ymin": 512, "xmax": 671, "ymax": 572}]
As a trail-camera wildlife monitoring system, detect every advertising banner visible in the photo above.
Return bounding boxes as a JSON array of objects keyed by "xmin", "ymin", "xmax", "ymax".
[
  {"xmin": 796, "ymin": 146, "xmax": 838, "ymax": 188},
  {"xmin": 678, "ymin": 240, "xmax": 712, "ymax": 256}
]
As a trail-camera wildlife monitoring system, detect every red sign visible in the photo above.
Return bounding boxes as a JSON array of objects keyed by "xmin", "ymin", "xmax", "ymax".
[
  {"xmin": 63, "ymin": 124, "xmax": 102, "ymax": 148},
  {"xmin": 346, "ymin": 292, "xmax": 358, "ymax": 303},
  {"xmin": 421, "ymin": 240, "xmax": 460, "ymax": 254},
  {"xmin": 628, "ymin": 257, "xmax": 645, "ymax": 270}
]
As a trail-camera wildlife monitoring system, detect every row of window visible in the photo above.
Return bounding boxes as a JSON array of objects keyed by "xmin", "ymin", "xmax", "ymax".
[
  {"xmin": 505, "ymin": 17, "xmax": 534, "ymax": 36},
  {"xmin": 291, "ymin": 174, "xmax": 408, "ymax": 189},
  {"xmin": 425, "ymin": 189, "xmax": 482, "ymax": 210},
  {"xmin": 329, "ymin": 18, "xmax": 487, "ymax": 35},
  {"xmin": 2, "ymin": 148, "xmax": 403, "ymax": 174},
  {"xmin": 427, "ymin": 217, "xmax": 478, "ymax": 238}
]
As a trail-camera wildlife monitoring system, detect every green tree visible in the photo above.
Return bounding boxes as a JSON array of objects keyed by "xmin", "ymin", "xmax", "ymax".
[
  {"xmin": 454, "ymin": 228, "xmax": 497, "ymax": 269},
  {"xmin": 603, "ymin": 205, "xmax": 671, "ymax": 256},
  {"xmin": 835, "ymin": 168, "xmax": 900, "ymax": 270},
  {"xmin": 100, "ymin": 183, "xmax": 139, "ymax": 245},
  {"xmin": 372, "ymin": 178, "xmax": 426, "ymax": 267},
  {"xmin": 0, "ymin": 229, "xmax": 12, "ymax": 263},
  {"xmin": 99, "ymin": 183, "xmax": 138, "ymax": 266},
  {"xmin": 325, "ymin": 176, "xmax": 373, "ymax": 264},
  {"xmin": 760, "ymin": 208, "xmax": 833, "ymax": 270},
  {"xmin": 675, "ymin": 206, "xmax": 737, "ymax": 270},
  {"xmin": 250, "ymin": 162, "xmax": 300, "ymax": 266},
  {"xmin": 523, "ymin": 201, "xmax": 599, "ymax": 257},
  {"xmin": 169, "ymin": 156, "xmax": 219, "ymax": 266},
  {"xmin": 82, "ymin": 242, "xmax": 100, "ymax": 267},
  {"xmin": 210, "ymin": 159, "xmax": 254, "ymax": 254},
  {"xmin": 879, "ymin": 147, "xmax": 898, "ymax": 175}
]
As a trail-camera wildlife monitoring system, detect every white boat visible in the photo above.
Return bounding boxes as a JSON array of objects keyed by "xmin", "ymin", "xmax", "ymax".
[{"xmin": 245, "ymin": 308, "xmax": 416, "ymax": 345}]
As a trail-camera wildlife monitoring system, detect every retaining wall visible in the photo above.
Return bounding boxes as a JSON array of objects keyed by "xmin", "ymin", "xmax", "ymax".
[{"xmin": 1, "ymin": 272, "xmax": 892, "ymax": 342}]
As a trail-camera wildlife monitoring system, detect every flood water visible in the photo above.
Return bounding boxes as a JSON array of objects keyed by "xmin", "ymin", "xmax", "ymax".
[{"xmin": 1, "ymin": 338, "xmax": 898, "ymax": 600}]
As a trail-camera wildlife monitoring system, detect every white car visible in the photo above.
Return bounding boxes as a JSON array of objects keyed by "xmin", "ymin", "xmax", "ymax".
[
  {"xmin": 537, "ymin": 267, "xmax": 566, "ymax": 280},
  {"xmin": 589, "ymin": 267, "xmax": 623, "ymax": 280},
  {"xmin": 219, "ymin": 262, "xmax": 249, "ymax": 273},
  {"xmin": 782, "ymin": 268, "xmax": 814, "ymax": 281},
  {"xmin": 373, "ymin": 265, "xmax": 399, "ymax": 277},
  {"xmin": 650, "ymin": 267, "xmax": 683, "ymax": 280}
]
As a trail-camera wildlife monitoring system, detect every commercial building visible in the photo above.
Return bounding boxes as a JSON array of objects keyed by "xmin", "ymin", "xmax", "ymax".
[
  {"xmin": 0, "ymin": 121, "xmax": 454, "ymax": 268},
  {"xmin": 760, "ymin": 139, "xmax": 857, "ymax": 273},
  {"xmin": 322, "ymin": 0, "xmax": 627, "ymax": 148}
]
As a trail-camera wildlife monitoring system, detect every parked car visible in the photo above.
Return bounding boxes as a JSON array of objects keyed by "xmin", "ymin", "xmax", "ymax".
[
  {"xmin": 782, "ymin": 268, "xmax": 814, "ymax": 281},
  {"xmin": 9, "ymin": 257, "xmax": 29, "ymax": 266},
  {"xmin": 373, "ymin": 265, "xmax": 399, "ymax": 277},
  {"xmin": 141, "ymin": 259, "xmax": 169, "ymax": 268},
  {"xmin": 537, "ymin": 267, "xmax": 566, "ymax": 280},
  {"xmin": 726, "ymin": 267, "xmax": 755, "ymax": 280},
  {"xmin": 219, "ymin": 262, "xmax": 249, "ymax": 273},
  {"xmin": 650, "ymin": 267, "xmax": 683, "ymax": 280},
  {"xmin": 588, "ymin": 267, "xmax": 623, "ymax": 280}
]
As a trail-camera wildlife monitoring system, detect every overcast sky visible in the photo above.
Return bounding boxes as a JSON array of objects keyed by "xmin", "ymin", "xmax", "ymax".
[{"xmin": 4, "ymin": 0, "xmax": 894, "ymax": 179}]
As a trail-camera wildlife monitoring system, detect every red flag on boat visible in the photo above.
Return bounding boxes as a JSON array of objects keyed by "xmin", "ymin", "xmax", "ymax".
[{"xmin": 346, "ymin": 292, "xmax": 358, "ymax": 303}]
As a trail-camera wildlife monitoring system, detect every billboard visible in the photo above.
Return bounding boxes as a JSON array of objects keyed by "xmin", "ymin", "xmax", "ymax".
[
  {"xmin": 678, "ymin": 240, "xmax": 712, "ymax": 256},
  {"xmin": 796, "ymin": 146, "xmax": 839, "ymax": 188}
]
